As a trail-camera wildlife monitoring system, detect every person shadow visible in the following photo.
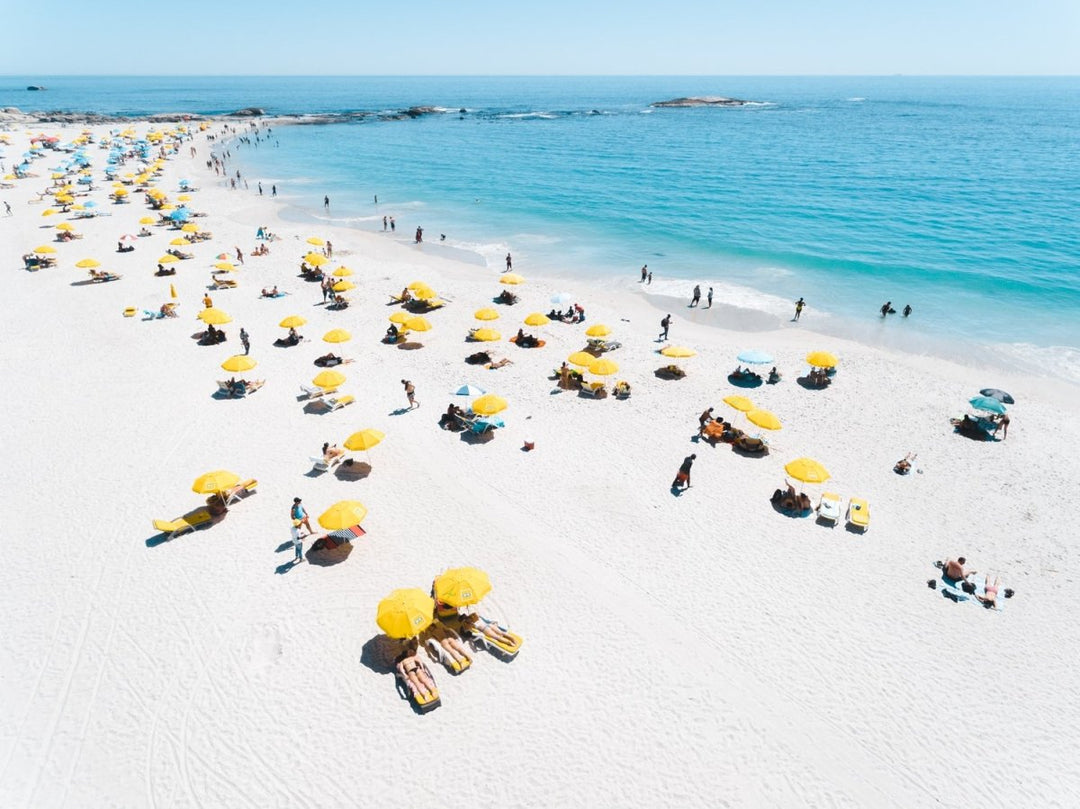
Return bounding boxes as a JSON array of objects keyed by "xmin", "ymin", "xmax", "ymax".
[
  {"xmin": 274, "ymin": 540, "xmax": 299, "ymax": 574},
  {"xmin": 389, "ymin": 407, "xmax": 411, "ymax": 416}
]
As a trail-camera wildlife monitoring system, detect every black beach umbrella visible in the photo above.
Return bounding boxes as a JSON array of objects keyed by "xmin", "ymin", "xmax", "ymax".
[{"xmin": 979, "ymin": 388, "xmax": 1015, "ymax": 405}]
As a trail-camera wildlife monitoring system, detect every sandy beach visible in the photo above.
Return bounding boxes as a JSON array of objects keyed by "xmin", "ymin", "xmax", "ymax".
[{"xmin": 1, "ymin": 121, "xmax": 1078, "ymax": 808}]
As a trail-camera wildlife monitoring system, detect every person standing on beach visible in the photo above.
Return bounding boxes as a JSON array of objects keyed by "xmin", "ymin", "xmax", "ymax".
[
  {"xmin": 706, "ymin": 287, "xmax": 714, "ymax": 309},
  {"xmin": 290, "ymin": 520, "xmax": 304, "ymax": 565},
  {"xmin": 647, "ymin": 271, "xmax": 652, "ymax": 285},
  {"xmin": 672, "ymin": 454, "xmax": 696, "ymax": 490},
  {"xmin": 321, "ymin": 278, "xmax": 331, "ymax": 303},
  {"xmin": 235, "ymin": 247, "xmax": 244, "ymax": 265},
  {"xmin": 3, "ymin": 201, "xmax": 11, "ymax": 217},
  {"xmin": 402, "ymin": 379, "xmax": 419, "ymax": 409},
  {"xmin": 659, "ymin": 314, "xmax": 671, "ymax": 341},
  {"xmin": 258, "ymin": 182, "xmax": 263, "ymax": 196},
  {"xmin": 690, "ymin": 285, "xmax": 701, "ymax": 307},
  {"xmin": 326, "ymin": 241, "xmax": 333, "ymax": 259},
  {"xmin": 291, "ymin": 497, "xmax": 313, "ymax": 536},
  {"xmin": 240, "ymin": 327, "xmax": 250, "ymax": 355},
  {"xmin": 390, "ymin": 217, "xmax": 396, "ymax": 232},
  {"xmin": 415, "ymin": 226, "xmax": 423, "ymax": 244},
  {"xmin": 272, "ymin": 185, "xmax": 277, "ymax": 197},
  {"xmin": 794, "ymin": 297, "xmax": 805, "ymax": 321},
  {"xmin": 640, "ymin": 265, "xmax": 647, "ymax": 282},
  {"xmin": 324, "ymin": 196, "xmax": 330, "ymax": 210},
  {"xmin": 505, "ymin": 253, "xmax": 512, "ymax": 272},
  {"xmin": 383, "ymin": 216, "xmax": 388, "ymax": 231}
]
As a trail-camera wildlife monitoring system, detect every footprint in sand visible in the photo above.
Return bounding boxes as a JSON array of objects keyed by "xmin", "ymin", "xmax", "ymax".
[{"xmin": 245, "ymin": 624, "xmax": 283, "ymax": 675}]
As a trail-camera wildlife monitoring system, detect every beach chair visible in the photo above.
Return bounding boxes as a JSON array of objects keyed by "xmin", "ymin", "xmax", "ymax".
[
  {"xmin": 425, "ymin": 626, "xmax": 473, "ymax": 675},
  {"xmin": 152, "ymin": 509, "xmax": 212, "ymax": 540},
  {"xmin": 315, "ymin": 395, "xmax": 355, "ymax": 412},
  {"xmin": 299, "ymin": 384, "xmax": 335, "ymax": 400},
  {"xmin": 846, "ymin": 498, "xmax": 870, "ymax": 532},
  {"xmin": 222, "ymin": 478, "xmax": 258, "ymax": 505},
  {"xmin": 613, "ymin": 380, "xmax": 632, "ymax": 399},
  {"xmin": 581, "ymin": 381, "xmax": 608, "ymax": 398},
  {"xmin": 310, "ymin": 455, "xmax": 341, "ymax": 473},
  {"xmin": 817, "ymin": 492, "xmax": 842, "ymax": 526},
  {"xmin": 395, "ymin": 657, "xmax": 441, "ymax": 712},
  {"xmin": 462, "ymin": 615, "xmax": 523, "ymax": 661}
]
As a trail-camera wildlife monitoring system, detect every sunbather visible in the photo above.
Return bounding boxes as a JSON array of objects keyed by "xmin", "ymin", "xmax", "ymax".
[
  {"xmin": 322, "ymin": 442, "xmax": 346, "ymax": 465},
  {"xmin": 461, "ymin": 614, "xmax": 518, "ymax": 648},
  {"xmin": 941, "ymin": 557, "xmax": 974, "ymax": 581},
  {"xmin": 397, "ymin": 650, "xmax": 437, "ymax": 700},
  {"xmin": 261, "ymin": 286, "xmax": 280, "ymax": 297},
  {"xmin": 429, "ymin": 627, "xmax": 472, "ymax": 667},
  {"xmin": 894, "ymin": 453, "xmax": 916, "ymax": 474}
]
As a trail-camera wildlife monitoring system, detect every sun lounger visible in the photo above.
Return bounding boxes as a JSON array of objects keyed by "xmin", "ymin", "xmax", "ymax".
[
  {"xmin": 817, "ymin": 492, "xmax": 842, "ymax": 526},
  {"xmin": 310, "ymin": 455, "xmax": 342, "ymax": 472},
  {"xmin": 222, "ymin": 478, "xmax": 258, "ymax": 505},
  {"xmin": 314, "ymin": 395, "xmax": 355, "ymax": 412},
  {"xmin": 395, "ymin": 657, "xmax": 441, "ymax": 712},
  {"xmin": 613, "ymin": 380, "xmax": 631, "ymax": 398},
  {"xmin": 299, "ymin": 384, "xmax": 336, "ymax": 400},
  {"xmin": 461, "ymin": 615, "xmax": 523, "ymax": 660},
  {"xmin": 581, "ymin": 381, "xmax": 608, "ymax": 398},
  {"xmin": 425, "ymin": 626, "xmax": 473, "ymax": 675},
  {"xmin": 152, "ymin": 509, "xmax": 212, "ymax": 540},
  {"xmin": 89, "ymin": 270, "xmax": 121, "ymax": 282},
  {"xmin": 211, "ymin": 275, "xmax": 237, "ymax": 289},
  {"xmin": 846, "ymin": 498, "xmax": 870, "ymax": 532},
  {"xmin": 218, "ymin": 379, "xmax": 264, "ymax": 398}
]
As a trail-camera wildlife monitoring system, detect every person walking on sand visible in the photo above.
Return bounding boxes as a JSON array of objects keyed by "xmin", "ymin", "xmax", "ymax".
[
  {"xmin": 291, "ymin": 497, "xmax": 313, "ymax": 536},
  {"xmin": 326, "ymin": 241, "xmax": 333, "ymax": 258},
  {"xmin": 794, "ymin": 297, "xmax": 805, "ymax": 321},
  {"xmin": 240, "ymin": 327, "xmax": 250, "ymax": 355},
  {"xmin": 690, "ymin": 285, "xmax": 701, "ymax": 307},
  {"xmin": 995, "ymin": 413, "xmax": 1010, "ymax": 440},
  {"xmin": 290, "ymin": 520, "xmax": 304, "ymax": 564},
  {"xmin": 402, "ymin": 379, "xmax": 419, "ymax": 409},
  {"xmin": 505, "ymin": 252, "xmax": 512, "ymax": 272},
  {"xmin": 235, "ymin": 246, "xmax": 244, "ymax": 265},
  {"xmin": 659, "ymin": 314, "xmax": 671, "ymax": 341},
  {"xmin": 706, "ymin": 287, "xmax": 713, "ymax": 309},
  {"xmin": 672, "ymin": 454, "xmax": 696, "ymax": 490},
  {"xmin": 258, "ymin": 182, "xmax": 263, "ymax": 196},
  {"xmin": 3, "ymin": 201, "xmax": 11, "ymax": 217}
]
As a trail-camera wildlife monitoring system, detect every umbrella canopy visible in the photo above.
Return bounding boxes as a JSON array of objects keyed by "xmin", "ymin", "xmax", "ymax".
[
  {"xmin": 306, "ymin": 236, "xmax": 325, "ymax": 246},
  {"xmin": 33, "ymin": 245, "xmax": 57, "ymax": 254},
  {"xmin": 454, "ymin": 383, "xmax": 486, "ymax": 396},
  {"xmin": 221, "ymin": 355, "xmax": 257, "ymax": 373},
  {"xmin": 137, "ymin": 215, "xmax": 156, "ymax": 224},
  {"xmin": 118, "ymin": 233, "xmax": 137, "ymax": 242},
  {"xmin": 433, "ymin": 567, "xmax": 492, "ymax": 607},
  {"xmin": 499, "ymin": 273, "xmax": 525, "ymax": 285},
  {"xmin": 169, "ymin": 237, "xmax": 191, "ymax": 246},
  {"xmin": 344, "ymin": 428, "xmax": 385, "ymax": 451},
  {"xmin": 474, "ymin": 308, "xmax": 500, "ymax": 321},
  {"xmin": 406, "ymin": 280, "xmax": 430, "ymax": 291},
  {"xmin": 318, "ymin": 500, "xmax": 369, "ymax": 530},
  {"xmin": 722, "ymin": 394, "xmax": 754, "ymax": 412},
  {"xmin": 806, "ymin": 351, "xmax": 838, "ymax": 368},
  {"xmin": 567, "ymin": 351, "xmax": 595, "ymax": 368},
  {"xmin": 746, "ymin": 409, "xmax": 782, "ymax": 431},
  {"xmin": 322, "ymin": 328, "xmax": 352, "ymax": 343},
  {"xmin": 332, "ymin": 280, "xmax": 355, "ymax": 292},
  {"xmin": 585, "ymin": 324, "xmax": 612, "ymax": 337},
  {"xmin": 75, "ymin": 258, "xmax": 100, "ymax": 268},
  {"xmin": 388, "ymin": 311, "xmax": 411, "ymax": 325},
  {"xmin": 331, "ymin": 266, "xmax": 353, "ymax": 277},
  {"xmin": 312, "ymin": 369, "xmax": 346, "ymax": 389},
  {"xmin": 979, "ymin": 388, "xmax": 1015, "ymax": 405},
  {"xmin": 192, "ymin": 469, "xmax": 240, "ymax": 495},
  {"xmin": 279, "ymin": 315, "xmax": 307, "ymax": 329},
  {"xmin": 55, "ymin": 222, "xmax": 75, "ymax": 231},
  {"xmin": 41, "ymin": 209, "xmax": 58, "ymax": 217},
  {"xmin": 404, "ymin": 317, "xmax": 432, "ymax": 332},
  {"xmin": 524, "ymin": 312, "xmax": 550, "ymax": 327},
  {"xmin": 969, "ymin": 395, "xmax": 1007, "ymax": 415},
  {"xmin": 660, "ymin": 345, "xmax": 696, "ymax": 359},
  {"xmin": 588, "ymin": 358, "xmax": 619, "ymax": 376},
  {"xmin": 304, "ymin": 253, "xmax": 328, "ymax": 267},
  {"xmin": 180, "ymin": 223, "xmax": 199, "ymax": 233},
  {"xmin": 471, "ymin": 327, "xmax": 501, "ymax": 342},
  {"xmin": 784, "ymin": 457, "xmax": 831, "ymax": 485},
  {"xmin": 376, "ymin": 588, "xmax": 434, "ymax": 639},
  {"xmin": 198, "ymin": 308, "xmax": 232, "ymax": 325},
  {"xmin": 158, "ymin": 254, "xmax": 179, "ymax": 264},
  {"xmin": 412, "ymin": 285, "xmax": 439, "ymax": 301},
  {"xmin": 471, "ymin": 393, "xmax": 508, "ymax": 415},
  {"xmin": 737, "ymin": 350, "xmax": 774, "ymax": 365},
  {"xmin": 213, "ymin": 262, "xmax": 236, "ymax": 272}
]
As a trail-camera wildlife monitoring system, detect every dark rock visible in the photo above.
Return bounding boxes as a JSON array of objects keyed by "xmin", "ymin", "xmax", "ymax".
[
  {"xmin": 230, "ymin": 107, "xmax": 265, "ymax": 117},
  {"xmin": 651, "ymin": 96, "xmax": 750, "ymax": 108},
  {"xmin": 27, "ymin": 86, "xmax": 46, "ymax": 91}
]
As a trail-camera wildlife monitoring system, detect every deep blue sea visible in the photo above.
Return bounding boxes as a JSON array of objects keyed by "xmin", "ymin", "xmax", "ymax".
[{"xmin": 4, "ymin": 76, "xmax": 1078, "ymax": 375}]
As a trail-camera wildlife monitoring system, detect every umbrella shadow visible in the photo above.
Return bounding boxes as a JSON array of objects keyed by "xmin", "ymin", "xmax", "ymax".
[
  {"xmin": 397, "ymin": 342, "xmax": 424, "ymax": 351},
  {"xmin": 69, "ymin": 279, "xmax": 99, "ymax": 287},
  {"xmin": 727, "ymin": 374, "xmax": 763, "ymax": 389},
  {"xmin": 360, "ymin": 634, "xmax": 406, "ymax": 675},
  {"xmin": 306, "ymin": 537, "xmax": 354, "ymax": 566},
  {"xmin": 797, "ymin": 376, "xmax": 832, "ymax": 390},
  {"xmin": 460, "ymin": 430, "xmax": 496, "ymax": 445},
  {"xmin": 334, "ymin": 461, "xmax": 372, "ymax": 480}
]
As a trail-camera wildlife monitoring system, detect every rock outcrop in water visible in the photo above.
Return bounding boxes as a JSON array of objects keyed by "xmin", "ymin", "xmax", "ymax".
[
  {"xmin": 651, "ymin": 96, "xmax": 750, "ymax": 108},
  {"xmin": 229, "ymin": 107, "xmax": 265, "ymax": 117}
]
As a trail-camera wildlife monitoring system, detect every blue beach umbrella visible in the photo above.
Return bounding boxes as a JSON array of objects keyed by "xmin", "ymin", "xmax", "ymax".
[
  {"xmin": 455, "ymin": 383, "xmax": 487, "ymax": 396},
  {"xmin": 475, "ymin": 415, "xmax": 505, "ymax": 430},
  {"xmin": 969, "ymin": 396, "xmax": 1007, "ymax": 415},
  {"xmin": 170, "ymin": 208, "xmax": 189, "ymax": 221},
  {"xmin": 737, "ymin": 350, "xmax": 774, "ymax": 365}
]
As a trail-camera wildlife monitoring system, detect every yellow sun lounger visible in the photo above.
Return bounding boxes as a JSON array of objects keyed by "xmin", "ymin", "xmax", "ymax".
[
  {"xmin": 395, "ymin": 659, "xmax": 442, "ymax": 712},
  {"xmin": 846, "ymin": 498, "xmax": 870, "ymax": 532},
  {"xmin": 463, "ymin": 616, "xmax": 523, "ymax": 661},
  {"xmin": 223, "ymin": 478, "xmax": 258, "ymax": 505},
  {"xmin": 152, "ymin": 508, "xmax": 212, "ymax": 540}
]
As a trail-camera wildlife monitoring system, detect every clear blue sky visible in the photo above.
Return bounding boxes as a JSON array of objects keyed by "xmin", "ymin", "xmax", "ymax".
[{"xmin": 2, "ymin": 0, "xmax": 1077, "ymax": 75}]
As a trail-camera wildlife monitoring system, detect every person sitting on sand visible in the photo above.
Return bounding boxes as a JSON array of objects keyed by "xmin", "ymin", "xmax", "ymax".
[
  {"xmin": 322, "ymin": 442, "xmax": 346, "ymax": 465},
  {"xmin": 260, "ymin": 286, "xmax": 280, "ymax": 298},
  {"xmin": 894, "ymin": 453, "xmax": 916, "ymax": 474},
  {"xmin": 439, "ymin": 403, "xmax": 465, "ymax": 429},
  {"xmin": 139, "ymin": 227, "xmax": 152, "ymax": 237},
  {"xmin": 386, "ymin": 323, "xmax": 400, "ymax": 342},
  {"xmin": 941, "ymin": 557, "xmax": 974, "ymax": 581},
  {"xmin": 396, "ymin": 648, "xmax": 437, "ymax": 700},
  {"xmin": 287, "ymin": 327, "xmax": 300, "ymax": 345},
  {"xmin": 460, "ymin": 613, "xmax": 519, "ymax": 648},
  {"xmin": 768, "ymin": 367, "xmax": 781, "ymax": 384},
  {"xmin": 160, "ymin": 302, "xmax": 178, "ymax": 318},
  {"xmin": 400, "ymin": 287, "xmax": 413, "ymax": 303},
  {"xmin": 315, "ymin": 353, "xmax": 342, "ymax": 367}
]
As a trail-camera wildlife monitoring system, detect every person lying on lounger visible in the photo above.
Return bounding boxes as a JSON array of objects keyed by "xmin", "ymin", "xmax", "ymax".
[
  {"xmin": 397, "ymin": 650, "xmax": 437, "ymax": 700},
  {"xmin": 461, "ymin": 613, "xmax": 518, "ymax": 647},
  {"xmin": 429, "ymin": 627, "xmax": 472, "ymax": 667},
  {"xmin": 322, "ymin": 442, "xmax": 346, "ymax": 465}
]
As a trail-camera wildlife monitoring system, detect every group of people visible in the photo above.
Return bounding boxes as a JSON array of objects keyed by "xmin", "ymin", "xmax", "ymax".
[
  {"xmin": 200, "ymin": 324, "xmax": 227, "ymax": 345},
  {"xmin": 933, "ymin": 557, "xmax": 1012, "ymax": 609},
  {"xmin": 439, "ymin": 403, "xmax": 467, "ymax": 430},
  {"xmin": 880, "ymin": 301, "xmax": 913, "ymax": 317},
  {"xmin": 548, "ymin": 303, "xmax": 585, "ymax": 322},
  {"xmin": 514, "ymin": 328, "xmax": 540, "ymax": 348},
  {"xmin": 771, "ymin": 481, "xmax": 813, "ymax": 513}
]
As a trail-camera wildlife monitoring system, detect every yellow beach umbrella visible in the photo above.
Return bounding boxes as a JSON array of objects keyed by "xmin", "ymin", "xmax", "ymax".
[
  {"xmin": 176, "ymin": 193, "xmax": 189, "ymax": 201},
  {"xmin": 404, "ymin": 316, "xmax": 432, "ymax": 332},
  {"xmin": 34, "ymin": 245, "xmax": 57, "ymax": 254},
  {"xmin": 139, "ymin": 216, "xmax": 156, "ymax": 225},
  {"xmin": 433, "ymin": 567, "xmax": 492, "ymax": 607},
  {"xmin": 170, "ymin": 237, "xmax": 191, "ymax": 246},
  {"xmin": 344, "ymin": 429, "xmax": 385, "ymax": 452},
  {"xmin": 55, "ymin": 223, "xmax": 75, "ymax": 232},
  {"xmin": 588, "ymin": 357, "xmax": 619, "ymax": 376},
  {"xmin": 406, "ymin": 280, "xmax": 429, "ymax": 291},
  {"xmin": 180, "ymin": 223, "xmax": 199, "ymax": 233},
  {"xmin": 567, "ymin": 351, "xmax": 595, "ymax": 368},
  {"xmin": 214, "ymin": 262, "xmax": 236, "ymax": 272},
  {"xmin": 806, "ymin": 351, "xmax": 838, "ymax": 368},
  {"xmin": 41, "ymin": 208, "xmax": 57, "ymax": 217},
  {"xmin": 389, "ymin": 311, "xmax": 411, "ymax": 325},
  {"xmin": 723, "ymin": 395, "xmax": 755, "ymax": 412},
  {"xmin": 319, "ymin": 500, "xmax": 369, "ymax": 531},
  {"xmin": 198, "ymin": 308, "xmax": 233, "ymax": 325},
  {"xmin": 192, "ymin": 469, "xmax": 240, "ymax": 495},
  {"xmin": 221, "ymin": 355, "xmax": 257, "ymax": 373},
  {"xmin": 746, "ymin": 409, "xmax": 783, "ymax": 431},
  {"xmin": 113, "ymin": 187, "xmax": 128, "ymax": 196},
  {"xmin": 332, "ymin": 280, "xmax": 355, "ymax": 292},
  {"xmin": 323, "ymin": 328, "xmax": 352, "ymax": 343},
  {"xmin": 524, "ymin": 312, "xmax": 550, "ymax": 327},
  {"xmin": 331, "ymin": 266, "xmax": 353, "ymax": 277},
  {"xmin": 170, "ymin": 284, "xmax": 178, "ymax": 299},
  {"xmin": 304, "ymin": 253, "xmax": 328, "ymax": 267},
  {"xmin": 412, "ymin": 285, "xmax": 438, "ymax": 301},
  {"xmin": 75, "ymin": 258, "xmax": 101, "ymax": 269},
  {"xmin": 660, "ymin": 345, "xmax": 697, "ymax": 359},
  {"xmin": 471, "ymin": 328, "xmax": 501, "ymax": 342},
  {"xmin": 306, "ymin": 236, "xmax": 325, "ymax": 246},
  {"xmin": 279, "ymin": 315, "xmax": 307, "ymax": 329},
  {"xmin": 784, "ymin": 457, "xmax": 831, "ymax": 485},
  {"xmin": 376, "ymin": 588, "xmax": 434, "ymax": 639},
  {"xmin": 499, "ymin": 273, "xmax": 525, "ymax": 285},
  {"xmin": 474, "ymin": 308, "xmax": 500, "ymax": 321},
  {"xmin": 313, "ymin": 369, "xmax": 346, "ymax": 389},
  {"xmin": 471, "ymin": 393, "xmax": 508, "ymax": 415},
  {"xmin": 158, "ymin": 254, "xmax": 179, "ymax": 264},
  {"xmin": 585, "ymin": 324, "xmax": 612, "ymax": 338}
]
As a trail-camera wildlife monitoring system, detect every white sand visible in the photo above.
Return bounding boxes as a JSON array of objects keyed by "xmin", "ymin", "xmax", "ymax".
[{"xmin": 1, "ymin": 122, "xmax": 1078, "ymax": 808}]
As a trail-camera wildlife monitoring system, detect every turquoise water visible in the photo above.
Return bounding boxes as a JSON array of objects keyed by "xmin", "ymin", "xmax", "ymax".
[{"xmin": 5, "ymin": 75, "xmax": 1078, "ymax": 368}]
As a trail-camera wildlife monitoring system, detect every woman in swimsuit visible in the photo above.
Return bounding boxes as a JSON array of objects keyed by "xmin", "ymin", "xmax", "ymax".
[
  {"xmin": 976, "ymin": 575, "xmax": 1002, "ymax": 609},
  {"xmin": 397, "ymin": 651, "xmax": 436, "ymax": 698},
  {"xmin": 462, "ymin": 614, "xmax": 518, "ymax": 648}
]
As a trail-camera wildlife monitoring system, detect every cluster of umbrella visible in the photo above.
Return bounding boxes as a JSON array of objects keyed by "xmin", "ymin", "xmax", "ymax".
[
  {"xmin": 970, "ymin": 388, "xmax": 1014, "ymax": 415},
  {"xmin": 722, "ymin": 394, "xmax": 783, "ymax": 432},
  {"xmin": 376, "ymin": 567, "xmax": 492, "ymax": 639},
  {"xmin": 567, "ymin": 351, "xmax": 619, "ymax": 379}
]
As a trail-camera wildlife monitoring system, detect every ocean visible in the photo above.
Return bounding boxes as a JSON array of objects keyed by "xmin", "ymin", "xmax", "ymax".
[{"xmin": 4, "ymin": 75, "xmax": 1078, "ymax": 378}]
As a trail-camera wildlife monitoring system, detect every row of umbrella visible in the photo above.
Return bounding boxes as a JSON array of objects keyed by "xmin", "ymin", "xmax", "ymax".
[{"xmin": 377, "ymin": 567, "xmax": 492, "ymax": 638}]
